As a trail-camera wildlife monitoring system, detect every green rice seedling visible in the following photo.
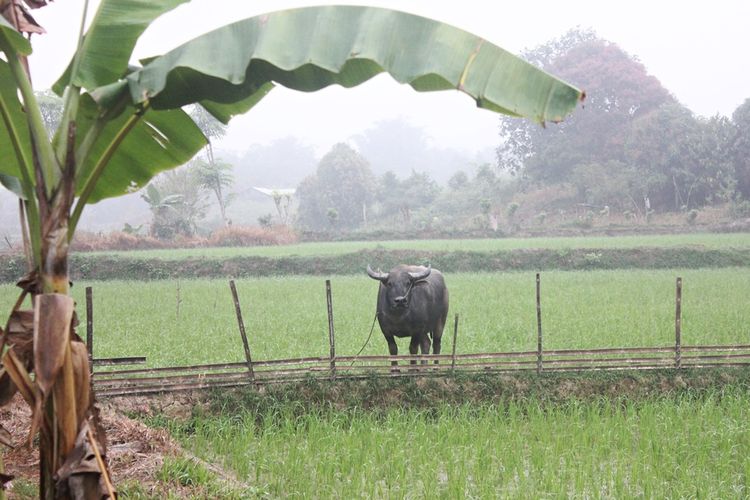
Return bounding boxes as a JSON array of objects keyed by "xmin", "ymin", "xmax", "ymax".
[
  {"xmin": 0, "ymin": 268, "xmax": 747, "ymax": 366},
  {"xmin": 158, "ymin": 457, "xmax": 214, "ymax": 488},
  {"xmin": 161, "ymin": 388, "xmax": 750, "ymax": 498},
  {"xmin": 80, "ymin": 232, "xmax": 750, "ymax": 261},
  {"xmin": 156, "ymin": 456, "xmax": 253, "ymax": 499}
]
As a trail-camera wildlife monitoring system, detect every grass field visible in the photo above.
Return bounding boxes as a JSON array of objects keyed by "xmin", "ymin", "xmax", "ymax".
[
  {"xmin": 2, "ymin": 268, "xmax": 747, "ymax": 367},
  {"xmin": 154, "ymin": 388, "xmax": 750, "ymax": 498},
  {"xmin": 4, "ymin": 242, "xmax": 749, "ymax": 498},
  {"xmin": 79, "ymin": 232, "xmax": 750, "ymax": 260}
]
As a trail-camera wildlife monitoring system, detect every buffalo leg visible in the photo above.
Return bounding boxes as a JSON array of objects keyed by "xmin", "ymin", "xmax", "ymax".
[
  {"xmin": 433, "ymin": 319, "xmax": 446, "ymax": 365},
  {"xmin": 432, "ymin": 334, "xmax": 442, "ymax": 365},
  {"xmin": 409, "ymin": 336, "xmax": 420, "ymax": 367},
  {"xmin": 385, "ymin": 335, "xmax": 399, "ymax": 369},
  {"xmin": 420, "ymin": 335, "xmax": 431, "ymax": 365}
]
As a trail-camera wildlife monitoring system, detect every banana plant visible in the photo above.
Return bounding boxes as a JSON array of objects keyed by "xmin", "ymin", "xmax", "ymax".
[{"xmin": 0, "ymin": 0, "xmax": 583, "ymax": 497}]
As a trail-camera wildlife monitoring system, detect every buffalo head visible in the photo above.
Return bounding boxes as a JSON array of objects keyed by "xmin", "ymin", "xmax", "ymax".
[{"xmin": 367, "ymin": 264, "xmax": 431, "ymax": 312}]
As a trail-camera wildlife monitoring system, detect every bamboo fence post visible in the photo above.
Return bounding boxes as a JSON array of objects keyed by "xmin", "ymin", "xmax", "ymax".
[
  {"xmin": 176, "ymin": 280, "xmax": 182, "ymax": 319},
  {"xmin": 326, "ymin": 280, "xmax": 336, "ymax": 379},
  {"xmin": 675, "ymin": 277, "xmax": 682, "ymax": 369},
  {"xmin": 536, "ymin": 273, "xmax": 543, "ymax": 374},
  {"xmin": 229, "ymin": 280, "xmax": 255, "ymax": 381},
  {"xmin": 86, "ymin": 286, "xmax": 93, "ymax": 374},
  {"xmin": 451, "ymin": 313, "xmax": 459, "ymax": 373}
]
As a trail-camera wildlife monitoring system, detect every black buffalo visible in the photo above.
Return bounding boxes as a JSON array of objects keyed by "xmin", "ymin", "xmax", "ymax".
[{"xmin": 366, "ymin": 264, "xmax": 449, "ymax": 365}]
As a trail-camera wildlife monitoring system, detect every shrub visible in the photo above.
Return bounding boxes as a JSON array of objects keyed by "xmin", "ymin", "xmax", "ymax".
[
  {"xmin": 207, "ymin": 225, "xmax": 298, "ymax": 247},
  {"xmin": 258, "ymin": 214, "xmax": 273, "ymax": 228},
  {"xmin": 506, "ymin": 202, "xmax": 520, "ymax": 218},
  {"xmin": 645, "ymin": 209, "xmax": 655, "ymax": 224},
  {"xmin": 71, "ymin": 231, "xmax": 169, "ymax": 252},
  {"xmin": 69, "ymin": 225, "xmax": 298, "ymax": 252},
  {"xmin": 731, "ymin": 200, "xmax": 750, "ymax": 219},
  {"xmin": 687, "ymin": 209, "xmax": 699, "ymax": 225}
]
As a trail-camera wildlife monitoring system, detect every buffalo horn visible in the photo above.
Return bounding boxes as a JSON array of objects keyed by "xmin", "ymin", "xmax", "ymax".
[
  {"xmin": 366, "ymin": 265, "xmax": 388, "ymax": 282},
  {"xmin": 408, "ymin": 264, "xmax": 431, "ymax": 281}
]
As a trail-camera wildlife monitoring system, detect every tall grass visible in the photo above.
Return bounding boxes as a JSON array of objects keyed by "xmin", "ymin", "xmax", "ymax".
[
  {"xmin": 79, "ymin": 232, "xmax": 750, "ymax": 260},
  {"xmin": 1, "ymin": 268, "xmax": 746, "ymax": 367},
  {"xmin": 159, "ymin": 389, "xmax": 750, "ymax": 498}
]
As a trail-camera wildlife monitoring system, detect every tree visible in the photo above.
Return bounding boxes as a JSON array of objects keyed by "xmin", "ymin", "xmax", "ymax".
[
  {"xmin": 497, "ymin": 29, "xmax": 672, "ymax": 183},
  {"xmin": 428, "ymin": 163, "xmax": 519, "ymax": 229},
  {"xmin": 493, "ymin": 28, "xmax": 747, "ymax": 215},
  {"xmin": 374, "ymin": 169, "xmax": 440, "ymax": 225},
  {"xmin": 189, "ymin": 105, "xmax": 227, "ymax": 161},
  {"xmin": 448, "ymin": 170, "xmax": 469, "ymax": 191},
  {"xmin": 189, "ymin": 105, "xmax": 234, "ymax": 227},
  {"xmin": 195, "ymin": 159, "xmax": 234, "ymax": 227},
  {"xmin": 624, "ymin": 103, "xmax": 733, "ymax": 211},
  {"xmin": 253, "ymin": 187, "xmax": 295, "ymax": 226},
  {"xmin": 140, "ymin": 183, "xmax": 183, "ymax": 237},
  {"xmin": 570, "ymin": 160, "xmax": 635, "ymax": 210},
  {"xmin": 474, "ymin": 164, "xmax": 499, "ymax": 197},
  {"xmin": 297, "ymin": 143, "xmax": 376, "ymax": 230},
  {"xmin": 729, "ymin": 99, "xmax": 750, "ymax": 199},
  {"xmin": 142, "ymin": 166, "xmax": 207, "ymax": 239},
  {"xmin": 398, "ymin": 170, "xmax": 441, "ymax": 224},
  {"xmin": 0, "ymin": 2, "xmax": 581, "ymax": 496},
  {"xmin": 375, "ymin": 170, "xmax": 404, "ymax": 220}
]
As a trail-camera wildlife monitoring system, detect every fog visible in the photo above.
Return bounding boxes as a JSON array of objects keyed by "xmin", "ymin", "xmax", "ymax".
[{"xmin": 1, "ymin": 1, "xmax": 749, "ymax": 240}]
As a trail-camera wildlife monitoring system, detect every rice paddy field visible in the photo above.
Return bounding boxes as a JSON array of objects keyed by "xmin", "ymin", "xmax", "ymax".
[
  {"xmin": 154, "ymin": 390, "xmax": 750, "ymax": 498},
  {"xmin": 3, "ymin": 236, "xmax": 750, "ymax": 497},
  {"xmin": 1, "ymin": 268, "xmax": 745, "ymax": 367},
  {"xmin": 84, "ymin": 231, "xmax": 750, "ymax": 260}
]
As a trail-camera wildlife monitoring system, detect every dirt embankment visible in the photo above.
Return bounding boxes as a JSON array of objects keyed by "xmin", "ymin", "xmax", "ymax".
[
  {"xmin": 203, "ymin": 368, "xmax": 750, "ymax": 416},
  {"xmin": 2, "ymin": 247, "xmax": 750, "ymax": 283},
  {"xmin": 1, "ymin": 392, "xmax": 250, "ymax": 498}
]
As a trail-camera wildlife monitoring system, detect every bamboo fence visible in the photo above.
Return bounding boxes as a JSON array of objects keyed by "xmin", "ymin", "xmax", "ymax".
[{"xmin": 83, "ymin": 276, "xmax": 750, "ymax": 398}]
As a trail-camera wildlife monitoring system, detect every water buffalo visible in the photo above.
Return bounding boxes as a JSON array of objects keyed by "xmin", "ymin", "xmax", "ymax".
[{"xmin": 366, "ymin": 264, "xmax": 449, "ymax": 366}]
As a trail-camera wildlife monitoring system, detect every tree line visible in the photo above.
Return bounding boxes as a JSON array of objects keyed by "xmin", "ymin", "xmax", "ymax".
[
  {"xmin": 296, "ymin": 29, "xmax": 750, "ymax": 232},
  {"xmin": 31, "ymin": 28, "xmax": 749, "ymax": 239},
  {"xmin": 497, "ymin": 29, "xmax": 750, "ymax": 217}
]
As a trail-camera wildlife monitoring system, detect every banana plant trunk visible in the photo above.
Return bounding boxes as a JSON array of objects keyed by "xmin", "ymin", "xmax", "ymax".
[
  {"xmin": 0, "ymin": 142, "xmax": 113, "ymax": 498},
  {"xmin": 37, "ymin": 205, "xmax": 73, "ymax": 498},
  {"xmin": 33, "ymin": 150, "xmax": 112, "ymax": 498}
]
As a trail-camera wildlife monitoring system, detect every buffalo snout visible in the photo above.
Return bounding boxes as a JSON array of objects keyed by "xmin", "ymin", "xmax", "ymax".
[{"xmin": 393, "ymin": 296, "xmax": 408, "ymax": 308}]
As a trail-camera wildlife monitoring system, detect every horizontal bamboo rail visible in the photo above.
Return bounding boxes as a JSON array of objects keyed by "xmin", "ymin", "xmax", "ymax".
[
  {"xmin": 93, "ymin": 344, "xmax": 750, "ymax": 397},
  {"xmin": 93, "ymin": 356, "xmax": 147, "ymax": 367}
]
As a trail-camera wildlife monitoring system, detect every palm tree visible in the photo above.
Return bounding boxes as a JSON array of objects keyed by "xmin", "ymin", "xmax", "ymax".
[{"xmin": 196, "ymin": 159, "xmax": 234, "ymax": 227}]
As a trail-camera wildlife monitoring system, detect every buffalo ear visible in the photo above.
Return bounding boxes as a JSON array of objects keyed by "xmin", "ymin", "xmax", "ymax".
[{"xmin": 366, "ymin": 265, "xmax": 388, "ymax": 282}]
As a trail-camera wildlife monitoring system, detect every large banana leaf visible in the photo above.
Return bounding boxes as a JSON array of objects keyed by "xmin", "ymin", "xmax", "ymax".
[
  {"xmin": 0, "ymin": 15, "xmax": 31, "ymax": 56},
  {"xmin": 0, "ymin": 172, "xmax": 22, "ymax": 195},
  {"xmin": 80, "ymin": 5, "xmax": 581, "ymax": 204},
  {"xmin": 0, "ymin": 61, "xmax": 206, "ymax": 202},
  {"xmin": 124, "ymin": 6, "xmax": 583, "ymax": 124},
  {"xmin": 73, "ymin": 95, "xmax": 207, "ymax": 203},
  {"xmin": 52, "ymin": 0, "xmax": 190, "ymax": 93},
  {"xmin": 3, "ymin": 4, "xmax": 583, "ymax": 205},
  {"xmin": 0, "ymin": 60, "xmax": 32, "ymax": 197}
]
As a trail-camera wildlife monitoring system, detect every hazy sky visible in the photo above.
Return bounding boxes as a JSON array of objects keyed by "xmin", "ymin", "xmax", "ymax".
[{"xmin": 26, "ymin": 0, "xmax": 750, "ymax": 156}]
